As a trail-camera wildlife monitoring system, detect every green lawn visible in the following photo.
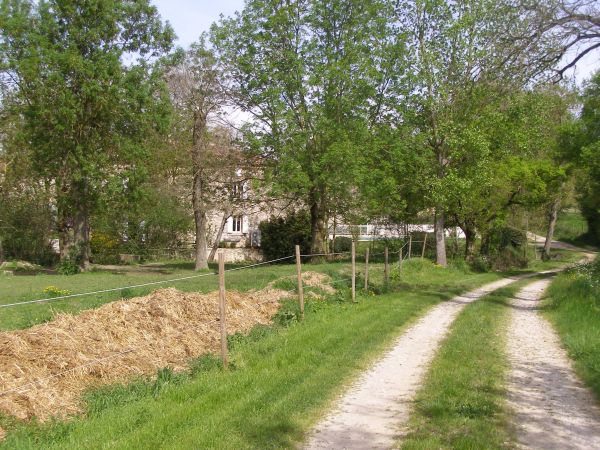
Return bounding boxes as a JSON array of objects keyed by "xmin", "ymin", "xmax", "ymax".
[
  {"xmin": 399, "ymin": 277, "xmax": 547, "ymax": 450},
  {"xmin": 554, "ymin": 211, "xmax": 589, "ymax": 244},
  {"xmin": 534, "ymin": 209, "xmax": 594, "ymax": 248},
  {"xmin": 543, "ymin": 260, "xmax": 600, "ymax": 402}
]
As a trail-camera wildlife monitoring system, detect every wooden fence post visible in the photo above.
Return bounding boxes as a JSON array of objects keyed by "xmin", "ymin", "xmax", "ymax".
[
  {"xmin": 408, "ymin": 235, "xmax": 412, "ymax": 259},
  {"xmin": 364, "ymin": 247, "xmax": 369, "ymax": 291},
  {"xmin": 295, "ymin": 245, "xmax": 304, "ymax": 320},
  {"xmin": 352, "ymin": 241, "xmax": 356, "ymax": 302},
  {"xmin": 384, "ymin": 247, "xmax": 389, "ymax": 285},
  {"xmin": 218, "ymin": 253, "xmax": 228, "ymax": 369},
  {"xmin": 421, "ymin": 233, "xmax": 427, "ymax": 258}
]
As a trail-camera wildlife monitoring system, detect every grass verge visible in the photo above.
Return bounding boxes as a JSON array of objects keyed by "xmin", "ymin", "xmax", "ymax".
[
  {"xmin": 543, "ymin": 260, "xmax": 600, "ymax": 401},
  {"xmin": 398, "ymin": 279, "xmax": 539, "ymax": 450},
  {"xmin": 0, "ymin": 255, "xmax": 576, "ymax": 447}
]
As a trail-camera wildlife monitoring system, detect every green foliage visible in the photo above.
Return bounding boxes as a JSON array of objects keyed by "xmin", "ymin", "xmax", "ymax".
[
  {"xmin": 55, "ymin": 260, "xmax": 81, "ymax": 276},
  {"xmin": 573, "ymin": 74, "xmax": 600, "ymax": 244},
  {"xmin": 258, "ymin": 212, "xmax": 311, "ymax": 261},
  {"xmin": 211, "ymin": 0, "xmax": 403, "ymax": 252},
  {"xmin": 42, "ymin": 286, "xmax": 71, "ymax": 297},
  {"xmin": 0, "ymin": 190, "xmax": 58, "ymax": 266},
  {"xmin": 0, "ymin": 0, "xmax": 174, "ymax": 263},
  {"xmin": 487, "ymin": 225, "xmax": 527, "ymax": 252},
  {"xmin": 332, "ymin": 236, "xmax": 352, "ymax": 253},
  {"xmin": 89, "ymin": 232, "xmax": 121, "ymax": 265}
]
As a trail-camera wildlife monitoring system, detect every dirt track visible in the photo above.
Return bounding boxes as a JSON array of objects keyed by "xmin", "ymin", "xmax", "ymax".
[
  {"xmin": 506, "ymin": 278, "xmax": 600, "ymax": 449},
  {"xmin": 304, "ymin": 275, "xmax": 527, "ymax": 449}
]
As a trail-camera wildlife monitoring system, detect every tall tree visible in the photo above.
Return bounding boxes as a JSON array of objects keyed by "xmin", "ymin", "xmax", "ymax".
[
  {"xmin": 573, "ymin": 70, "xmax": 600, "ymax": 243},
  {"xmin": 388, "ymin": 0, "xmax": 557, "ymax": 266},
  {"xmin": 0, "ymin": 0, "xmax": 173, "ymax": 267},
  {"xmin": 505, "ymin": 0, "xmax": 600, "ymax": 81},
  {"xmin": 211, "ymin": 0, "xmax": 402, "ymax": 255},
  {"xmin": 166, "ymin": 42, "xmax": 254, "ymax": 270}
]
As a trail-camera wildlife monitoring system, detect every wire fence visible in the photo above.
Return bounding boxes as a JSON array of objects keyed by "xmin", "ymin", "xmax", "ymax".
[{"xmin": 0, "ymin": 241, "xmax": 433, "ymax": 417}]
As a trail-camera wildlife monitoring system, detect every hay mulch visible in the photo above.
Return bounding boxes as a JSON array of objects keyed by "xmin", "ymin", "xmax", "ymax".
[
  {"xmin": 0, "ymin": 285, "xmax": 296, "ymax": 423},
  {"xmin": 301, "ymin": 271, "xmax": 336, "ymax": 294}
]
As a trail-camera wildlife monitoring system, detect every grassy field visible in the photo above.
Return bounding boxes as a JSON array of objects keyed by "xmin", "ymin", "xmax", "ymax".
[
  {"xmin": 0, "ymin": 250, "xmax": 584, "ymax": 447},
  {"xmin": 553, "ymin": 211, "xmax": 589, "ymax": 243},
  {"xmin": 543, "ymin": 260, "xmax": 600, "ymax": 401},
  {"xmin": 0, "ymin": 262, "xmax": 506, "ymax": 449},
  {"xmin": 398, "ymin": 278, "xmax": 551, "ymax": 449},
  {"xmin": 0, "ymin": 252, "xmax": 518, "ymax": 331}
]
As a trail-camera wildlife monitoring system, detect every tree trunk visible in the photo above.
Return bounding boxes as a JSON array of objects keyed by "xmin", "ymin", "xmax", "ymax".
[
  {"xmin": 462, "ymin": 223, "xmax": 477, "ymax": 258},
  {"xmin": 208, "ymin": 211, "xmax": 230, "ymax": 262},
  {"xmin": 434, "ymin": 207, "xmax": 447, "ymax": 267},
  {"xmin": 543, "ymin": 198, "xmax": 560, "ymax": 260},
  {"xmin": 330, "ymin": 214, "xmax": 337, "ymax": 253},
  {"xmin": 0, "ymin": 236, "xmax": 4, "ymax": 263},
  {"xmin": 309, "ymin": 187, "xmax": 328, "ymax": 258},
  {"xmin": 73, "ymin": 208, "xmax": 90, "ymax": 269},
  {"xmin": 193, "ymin": 174, "xmax": 209, "ymax": 270},
  {"xmin": 310, "ymin": 206, "xmax": 327, "ymax": 256},
  {"xmin": 55, "ymin": 177, "xmax": 91, "ymax": 268}
]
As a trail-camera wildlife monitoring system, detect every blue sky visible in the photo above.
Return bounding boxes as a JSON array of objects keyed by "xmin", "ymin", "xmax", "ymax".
[{"xmin": 151, "ymin": 0, "xmax": 243, "ymax": 48}]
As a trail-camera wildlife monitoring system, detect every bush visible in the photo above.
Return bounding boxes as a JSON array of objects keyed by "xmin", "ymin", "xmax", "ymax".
[
  {"xmin": 489, "ymin": 247, "xmax": 528, "ymax": 271},
  {"xmin": 468, "ymin": 255, "xmax": 490, "ymax": 273},
  {"xmin": 56, "ymin": 258, "xmax": 81, "ymax": 275},
  {"xmin": 259, "ymin": 212, "xmax": 311, "ymax": 261},
  {"xmin": 332, "ymin": 236, "xmax": 352, "ymax": 253},
  {"xmin": 56, "ymin": 246, "xmax": 82, "ymax": 275},
  {"xmin": 90, "ymin": 232, "xmax": 121, "ymax": 265},
  {"xmin": 479, "ymin": 225, "xmax": 528, "ymax": 270},
  {"xmin": 485, "ymin": 225, "xmax": 527, "ymax": 253}
]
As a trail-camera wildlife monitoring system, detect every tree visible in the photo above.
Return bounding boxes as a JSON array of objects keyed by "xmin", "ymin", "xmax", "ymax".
[
  {"xmin": 388, "ymin": 0, "xmax": 518, "ymax": 265},
  {"xmin": 211, "ymin": 0, "xmax": 403, "ymax": 255},
  {"xmin": 166, "ymin": 42, "xmax": 256, "ymax": 270},
  {"xmin": 573, "ymin": 70, "xmax": 600, "ymax": 243},
  {"xmin": 0, "ymin": 0, "xmax": 174, "ymax": 267},
  {"xmin": 505, "ymin": 0, "xmax": 600, "ymax": 81}
]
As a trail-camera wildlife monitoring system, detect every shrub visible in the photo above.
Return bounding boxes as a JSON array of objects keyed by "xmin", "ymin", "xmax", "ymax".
[
  {"xmin": 332, "ymin": 236, "xmax": 352, "ymax": 253},
  {"xmin": 468, "ymin": 255, "xmax": 490, "ymax": 273},
  {"xmin": 489, "ymin": 247, "xmax": 528, "ymax": 271},
  {"xmin": 259, "ymin": 212, "xmax": 311, "ymax": 261},
  {"xmin": 479, "ymin": 225, "xmax": 528, "ymax": 270},
  {"xmin": 90, "ymin": 232, "xmax": 121, "ymax": 265},
  {"xmin": 56, "ymin": 258, "xmax": 81, "ymax": 275},
  {"xmin": 56, "ymin": 246, "xmax": 82, "ymax": 275},
  {"xmin": 485, "ymin": 225, "xmax": 527, "ymax": 254}
]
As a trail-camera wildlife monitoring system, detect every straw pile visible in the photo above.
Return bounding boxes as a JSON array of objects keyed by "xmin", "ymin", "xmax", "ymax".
[
  {"xmin": 0, "ymin": 285, "xmax": 294, "ymax": 422},
  {"xmin": 301, "ymin": 271, "xmax": 336, "ymax": 294}
]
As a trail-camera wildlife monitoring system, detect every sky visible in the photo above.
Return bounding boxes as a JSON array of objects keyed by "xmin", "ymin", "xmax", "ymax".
[
  {"xmin": 151, "ymin": 0, "xmax": 243, "ymax": 49},
  {"xmin": 151, "ymin": 0, "xmax": 599, "ymax": 84}
]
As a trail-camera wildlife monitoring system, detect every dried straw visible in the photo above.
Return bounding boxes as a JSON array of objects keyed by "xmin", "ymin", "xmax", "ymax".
[{"xmin": 0, "ymin": 285, "xmax": 293, "ymax": 422}]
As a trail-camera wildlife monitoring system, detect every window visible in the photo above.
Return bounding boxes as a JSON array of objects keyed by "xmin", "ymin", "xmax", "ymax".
[
  {"xmin": 232, "ymin": 181, "xmax": 244, "ymax": 199},
  {"xmin": 232, "ymin": 216, "xmax": 243, "ymax": 233}
]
